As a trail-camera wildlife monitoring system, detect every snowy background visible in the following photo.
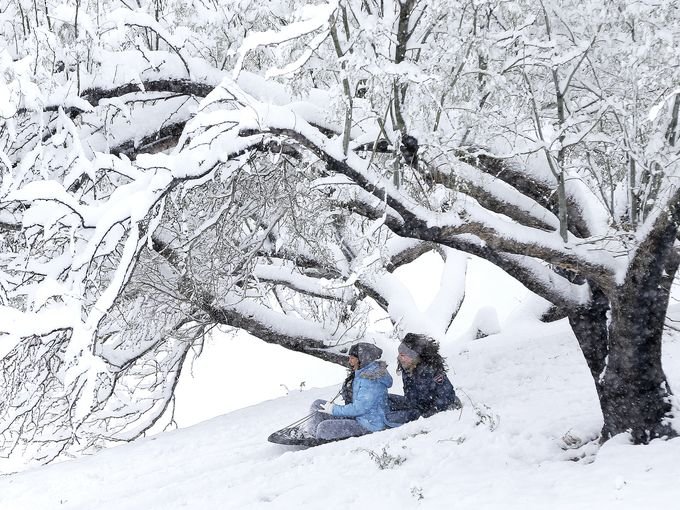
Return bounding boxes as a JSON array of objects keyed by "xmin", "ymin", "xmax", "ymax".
[
  {"xmin": 2, "ymin": 256, "xmax": 679, "ymax": 509},
  {"xmin": 1, "ymin": 1, "xmax": 679, "ymax": 508},
  {"xmin": 171, "ymin": 253, "xmax": 524, "ymax": 428}
]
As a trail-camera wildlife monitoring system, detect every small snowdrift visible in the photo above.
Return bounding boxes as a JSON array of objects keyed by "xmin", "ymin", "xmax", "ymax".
[{"xmin": 2, "ymin": 320, "xmax": 680, "ymax": 510}]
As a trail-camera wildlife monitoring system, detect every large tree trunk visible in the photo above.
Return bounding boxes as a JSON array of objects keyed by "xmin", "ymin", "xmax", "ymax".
[
  {"xmin": 571, "ymin": 285, "xmax": 675, "ymax": 444},
  {"xmin": 570, "ymin": 232, "xmax": 679, "ymax": 443},
  {"xmin": 600, "ymin": 276, "xmax": 675, "ymax": 443}
]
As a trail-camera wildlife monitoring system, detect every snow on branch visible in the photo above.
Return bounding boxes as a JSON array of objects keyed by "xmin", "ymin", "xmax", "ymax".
[
  {"xmin": 211, "ymin": 79, "xmax": 619, "ymax": 287},
  {"xmin": 233, "ymin": 1, "xmax": 339, "ymax": 79},
  {"xmin": 107, "ymin": 8, "xmax": 192, "ymax": 78}
]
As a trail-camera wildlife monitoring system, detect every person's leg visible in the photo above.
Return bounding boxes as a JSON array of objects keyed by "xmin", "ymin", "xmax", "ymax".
[
  {"xmin": 305, "ymin": 399, "xmax": 332, "ymax": 435},
  {"xmin": 315, "ymin": 418, "xmax": 368, "ymax": 441},
  {"xmin": 385, "ymin": 409, "xmax": 413, "ymax": 427}
]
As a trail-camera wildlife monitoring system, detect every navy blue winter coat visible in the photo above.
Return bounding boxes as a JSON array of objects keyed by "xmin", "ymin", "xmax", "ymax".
[{"xmin": 387, "ymin": 362, "xmax": 456, "ymax": 425}]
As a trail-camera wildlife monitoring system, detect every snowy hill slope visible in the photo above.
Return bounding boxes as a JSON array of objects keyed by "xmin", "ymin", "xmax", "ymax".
[{"xmin": 2, "ymin": 319, "xmax": 680, "ymax": 510}]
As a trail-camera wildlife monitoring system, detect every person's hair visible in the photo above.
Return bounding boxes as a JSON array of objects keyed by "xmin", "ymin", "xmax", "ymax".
[{"xmin": 399, "ymin": 333, "xmax": 448, "ymax": 372}]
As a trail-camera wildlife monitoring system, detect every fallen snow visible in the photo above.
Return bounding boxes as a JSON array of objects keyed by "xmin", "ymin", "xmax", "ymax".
[{"xmin": 1, "ymin": 319, "xmax": 679, "ymax": 509}]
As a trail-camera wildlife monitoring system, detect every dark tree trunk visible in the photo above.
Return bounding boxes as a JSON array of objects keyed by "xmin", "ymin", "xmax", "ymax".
[
  {"xmin": 570, "ymin": 221, "xmax": 679, "ymax": 444},
  {"xmin": 571, "ymin": 284, "xmax": 676, "ymax": 444},
  {"xmin": 600, "ymin": 277, "xmax": 675, "ymax": 443},
  {"xmin": 568, "ymin": 285, "xmax": 609, "ymax": 403}
]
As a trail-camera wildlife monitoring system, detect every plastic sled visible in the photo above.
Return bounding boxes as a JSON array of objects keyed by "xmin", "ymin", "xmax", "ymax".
[{"xmin": 267, "ymin": 426, "xmax": 334, "ymax": 447}]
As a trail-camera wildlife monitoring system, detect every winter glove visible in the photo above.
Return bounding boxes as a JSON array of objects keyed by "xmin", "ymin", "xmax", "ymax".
[{"xmin": 319, "ymin": 401, "xmax": 335, "ymax": 414}]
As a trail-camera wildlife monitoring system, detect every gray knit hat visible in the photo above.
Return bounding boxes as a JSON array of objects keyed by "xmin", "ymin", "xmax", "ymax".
[{"xmin": 398, "ymin": 342, "xmax": 419, "ymax": 360}]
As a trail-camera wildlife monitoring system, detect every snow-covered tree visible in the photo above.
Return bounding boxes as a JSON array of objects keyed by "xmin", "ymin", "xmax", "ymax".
[
  {"xmin": 215, "ymin": 0, "xmax": 680, "ymax": 444},
  {"xmin": 0, "ymin": 1, "xmax": 470, "ymax": 461},
  {"xmin": 1, "ymin": 0, "xmax": 679, "ymax": 461}
]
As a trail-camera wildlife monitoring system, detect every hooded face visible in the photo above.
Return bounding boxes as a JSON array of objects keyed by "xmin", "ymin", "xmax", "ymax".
[
  {"xmin": 348, "ymin": 355, "xmax": 360, "ymax": 371},
  {"xmin": 348, "ymin": 342, "xmax": 383, "ymax": 368}
]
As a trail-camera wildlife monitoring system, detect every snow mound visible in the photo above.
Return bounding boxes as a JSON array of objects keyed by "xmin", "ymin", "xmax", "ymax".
[{"xmin": 1, "ymin": 322, "xmax": 680, "ymax": 509}]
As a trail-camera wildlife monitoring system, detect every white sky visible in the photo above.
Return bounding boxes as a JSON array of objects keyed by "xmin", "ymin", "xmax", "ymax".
[{"xmin": 172, "ymin": 331, "xmax": 347, "ymax": 427}]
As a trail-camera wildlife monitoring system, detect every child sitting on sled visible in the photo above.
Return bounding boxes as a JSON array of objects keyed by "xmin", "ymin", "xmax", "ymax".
[{"xmin": 306, "ymin": 342, "xmax": 393, "ymax": 441}]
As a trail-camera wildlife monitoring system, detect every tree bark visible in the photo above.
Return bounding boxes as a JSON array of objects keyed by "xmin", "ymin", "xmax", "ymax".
[
  {"xmin": 600, "ymin": 278, "xmax": 675, "ymax": 443},
  {"xmin": 570, "ymin": 221, "xmax": 679, "ymax": 443}
]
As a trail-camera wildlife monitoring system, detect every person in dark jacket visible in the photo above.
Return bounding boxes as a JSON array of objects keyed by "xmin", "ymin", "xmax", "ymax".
[
  {"xmin": 307, "ymin": 342, "xmax": 393, "ymax": 440},
  {"xmin": 386, "ymin": 333, "xmax": 459, "ymax": 426}
]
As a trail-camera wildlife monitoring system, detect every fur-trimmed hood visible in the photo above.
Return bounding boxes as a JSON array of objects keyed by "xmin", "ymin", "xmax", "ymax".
[{"xmin": 358, "ymin": 360, "xmax": 391, "ymax": 384}]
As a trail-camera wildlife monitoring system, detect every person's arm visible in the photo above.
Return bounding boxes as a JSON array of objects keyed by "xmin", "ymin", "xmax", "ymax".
[
  {"xmin": 388, "ymin": 393, "xmax": 409, "ymax": 410},
  {"xmin": 424, "ymin": 372, "xmax": 456, "ymax": 416},
  {"xmin": 435, "ymin": 373, "xmax": 456, "ymax": 408},
  {"xmin": 397, "ymin": 373, "xmax": 426, "ymax": 419},
  {"xmin": 332, "ymin": 379, "xmax": 375, "ymax": 418}
]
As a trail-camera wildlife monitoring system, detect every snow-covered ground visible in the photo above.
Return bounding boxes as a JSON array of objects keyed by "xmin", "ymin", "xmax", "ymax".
[{"xmin": 2, "ymin": 317, "xmax": 679, "ymax": 510}]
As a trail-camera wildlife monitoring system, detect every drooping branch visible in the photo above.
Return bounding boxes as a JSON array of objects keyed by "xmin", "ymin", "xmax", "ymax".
[
  {"xmin": 237, "ymin": 122, "xmax": 615, "ymax": 290},
  {"xmin": 384, "ymin": 238, "xmax": 435, "ymax": 271},
  {"xmin": 151, "ymin": 237, "xmax": 350, "ymax": 365},
  {"xmin": 423, "ymin": 157, "xmax": 560, "ymax": 232},
  {"xmin": 252, "ymin": 263, "xmax": 352, "ymax": 302},
  {"xmin": 110, "ymin": 121, "xmax": 188, "ymax": 159},
  {"xmin": 80, "ymin": 80, "xmax": 214, "ymax": 112},
  {"xmin": 314, "ymin": 163, "xmax": 589, "ymax": 312}
]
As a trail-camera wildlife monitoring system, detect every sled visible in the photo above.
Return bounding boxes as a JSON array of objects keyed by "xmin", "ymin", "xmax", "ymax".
[
  {"xmin": 269, "ymin": 394, "xmax": 345, "ymax": 446},
  {"xmin": 267, "ymin": 425, "xmax": 333, "ymax": 447}
]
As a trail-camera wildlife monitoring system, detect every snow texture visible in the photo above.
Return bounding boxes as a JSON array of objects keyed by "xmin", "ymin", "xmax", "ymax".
[{"xmin": 2, "ymin": 319, "xmax": 679, "ymax": 509}]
